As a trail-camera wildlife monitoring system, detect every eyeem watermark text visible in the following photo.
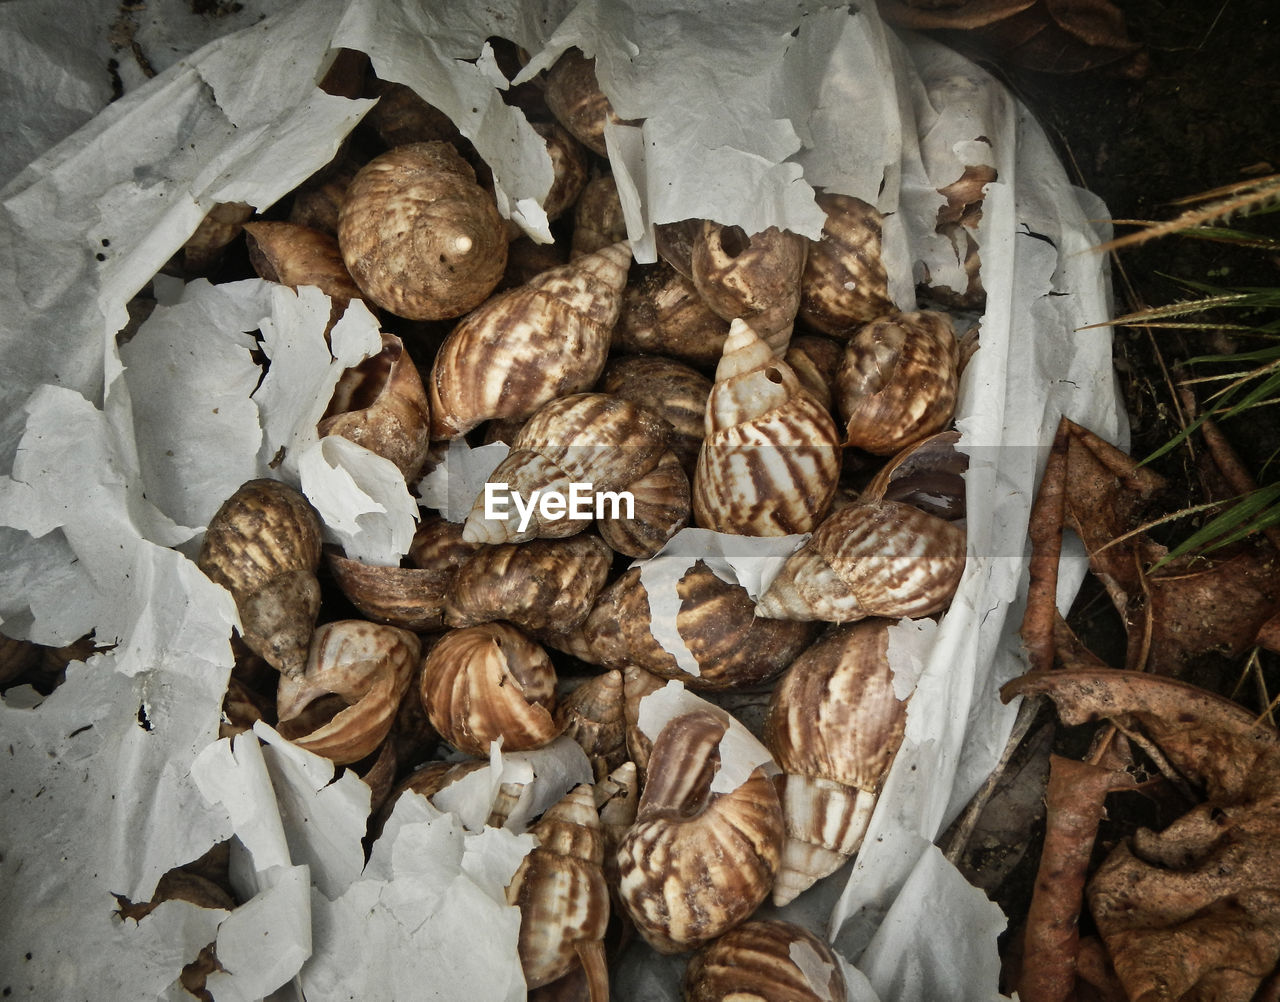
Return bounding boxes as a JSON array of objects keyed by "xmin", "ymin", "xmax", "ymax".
[{"xmin": 483, "ymin": 482, "xmax": 635, "ymax": 533}]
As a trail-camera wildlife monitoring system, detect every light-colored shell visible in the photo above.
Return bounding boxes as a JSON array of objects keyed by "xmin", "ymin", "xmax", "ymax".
[
  {"xmin": 243, "ymin": 221, "xmax": 364, "ymax": 314},
  {"xmin": 571, "ymin": 173, "xmax": 628, "ymax": 258},
  {"xmin": 861, "ymin": 429, "xmax": 967, "ymax": 521},
  {"xmin": 799, "ymin": 192, "xmax": 893, "ymax": 336},
  {"xmin": 595, "ymin": 449, "xmax": 690, "ymax": 558},
  {"xmin": 443, "ymin": 534, "xmax": 613, "ymax": 633},
  {"xmin": 755, "ymin": 500, "xmax": 966, "ymax": 622},
  {"xmin": 692, "ymin": 222, "xmax": 808, "ymax": 355},
  {"xmin": 763, "ymin": 621, "xmax": 908, "ymax": 904},
  {"xmin": 197, "ymin": 479, "xmax": 323, "ymax": 679},
  {"xmin": 338, "ymin": 142, "xmax": 507, "ymax": 321},
  {"xmin": 544, "ymin": 49, "xmax": 618, "ymax": 158},
  {"xmin": 462, "ymin": 392, "xmax": 668, "ymax": 545},
  {"xmin": 420, "ymin": 622, "xmax": 562, "ymax": 756},
  {"xmin": 835, "ymin": 310, "xmax": 959, "ymax": 455},
  {"xmin": 594, "ymin": 759, "xmax": 639, "ymax": 870},
  {"xmin": 599, "ymin": 354, "xmax": 712, "ymax": 477},
  {"xmin": 557, "ymin": 670, "xmax": 627, "ymax": 781},
  {"xmin": 429, "ymin": 242, "xmax": 632, "ymax": 439},
  {"xmin": 319, "ymin": 333, "xmax": 432, "ymax": 481},
  {"xmin": 585, "ymin": 561, "xmax": 818, "ymax": 691},
  {"xmin": 783, "ymin": 334, "xmax": 843, "ymax": 416},
  {"xmin": 693, "ymin": 319, "xmax": 842, "ymax": 536},
  {"xmin": 613, "ymin": 261, "xmax": 731, "ymax": 368},
  {"xmin": 616, "ymin": 709, "xmax": 783, "ymax": 953},
  {"xmin": 276, "ymin": 620, "xmax": 419, "ymax": 764},
  {"xmin": 506, "ymin": 785, "xmax": 611, "ymax": 995},
  {"xmin": 683, "ymin": 919, "xmax": 849, "ymax": 1002}
]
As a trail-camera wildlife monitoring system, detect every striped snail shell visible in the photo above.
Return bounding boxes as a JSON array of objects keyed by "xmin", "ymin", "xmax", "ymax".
[
  {"xmin": 684, "ymin": 919, "xmax": 849, "ymax": 1002},
  {"xmin": 596, "ymin": 450, "xmax": 690, "ymax": 558},
  {"xmin": 556, "ymin": 669, "xmax": 627, "ymax": 782},
  {"xmin": 571, "ymin": 172, "xmax": 628, "ymax": 258},
  {"xmin": 613, "ymin": 261, "xmax": 731, "ymax": 369},
  {"xmin": 798, "ymin": 191, "xmax": 893, "ymax": 337},
  {"xmin": 544, "ymin": 48, "xmax": 619, "ymax": 158}
]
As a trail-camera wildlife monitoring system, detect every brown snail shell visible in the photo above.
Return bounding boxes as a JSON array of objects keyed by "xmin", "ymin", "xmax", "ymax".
[
  {"xmin": 764, "ymin": 620, "xmax": 908, "ymax": 904},
  {"xmin": 429, "ymin": 242, "xmax": 632, "ymax": 439},
  {"xmin": 595, "ymin": 449, "xmax": 690, "ymax": 558},
  {"xmin": 407, "ymin": 513, "xmax": 483, "ymax": 570},
  {"xmin": 783, "ymin": 334, "xmax": 844, "ymax": 417},
  {"xmin": 198, "ymin": 479, "xmax": 323, "ymax": 680},
  {"xmin": 420, "ymin": 622, "xmax": 562, "ymax": 756},
  {"xmin": 461, "ymin": 392, "xmax": 669, "ymax": 545},
  {"xmin": 798, "ymin": 191, "xmax": 893, "ymax": 337},
  {"xmin": 613, "ymin": 261, "xmax": 731, "ymax": 369},
  {"xmin": 835, "ymin": 310, "xmax": 959, "ymax": 455},
  {"xmin": 338, "ymin": 141, "xmax": 507, "ymax": 321},
  {"xmin": 571, "ymin": 173, "xmax": 628, "ymax": 258},
  {"xmin": 622, "ymin": 664, "xmax": 667, "ymax": 780},
  {"xmin": 443, "ymin": 534, "xmax": 613, "ymax": 634},
  {"xmin": 363, "ymin": 79, "xmax": 461, "ymax": 148},
  {"xmin": 500, "ymin": 237, "xmax": 571, "ymax": 291},
  {"xmin": 693, "ymin": 319, "xmax": 842, "ymax": 536},
  {"xmin": 616, "ymin": 709, "xmax": 784, "ymax": 953},
  {"xmin": 557, "ymin": 670, "xmax": 627, "ymax": 782},
  {"xmin": 0, "ymin": 632, "xmax": 41, "ymax": 687},
  {"xmin": 861, "ymin": 429, "xmax": 967, "ymax": 521},
  {"xmin": 691, "ymin": 222, "xmax": 808, "ymax": 355},
  {"xmin": 276, "ymin": 620, "xmax": 419, "ymax": 765},
  {"xmin": 506, "ymin": 784, "xmax": 611, "ymax": 993},
  {"xmin": 181, "ymin": 201, "xmax": 253, "ymax": 276},
  {"xmin": 243, "ymin": 221, "xmax": 364, "ymax": 316},
  {"xmin": 594, "ymin": 759, "xmax": 639, "ymax": 878},
  {"xmin": 318, "ymin": 332, "xmax": 432, "ymax": 481},
  {"xmin": 599, "ymin": 354, "xmax": 712, "ymax": 477},
  {"xmin": 544, "ymin": 48, "xmax": 618, "ymax": 158},
  {"xmin": 755, "ymin": 500, "xmax": 966, "ymax": 622},
  {"xmin": 289, "ymin": 150, "xmax": 360, "ymax": 236},
  {"xmin": 533, "ymin": 120, "xmax": 590, "ymax": 222},
  {"xmin": 584, "ymin": 560, "xmax": 818, "ymax": 692},
  {"xmin": 654, "ymin": 219, "xmax": 701, "ymax": 281},
  {"xmin": 683, "ymin": 919, "xmax": 849, "ymax": 1002}
]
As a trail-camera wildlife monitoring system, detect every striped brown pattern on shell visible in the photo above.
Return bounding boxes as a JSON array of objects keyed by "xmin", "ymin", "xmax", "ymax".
[
  {"xmin": 616, "ymin": 710, "xmax": 783, "ymax": 953},
  {"xmin": 571, "ymin": 173, "xmax": 627, "ymax": 258},
  {"xmin": 836, "ymin": 310, "xmax": 959, "ymax": 455},
  {"xmin": 428, "ymin": 243, "xmax": 630, "ymax": 438},
  {"xmin": 364, "ymin": 80, "xmax": 460, "ymax": 148},
  {"xmin": 784, "ymin": 334, "xmax": 843, "ymax": 415},
  {"xmin": 755, "ymin": 500, "xmax": 966, "ymax": 622},
  {"xmin": 799, "ymin": 192, "xmax": 893, "ymax": 336},
  {"xmin": 199, "ymin": 479, "xmax": 322, "ymax": 597},
  {"xmin": 407, "ymin": 515, "xmax": 481, "ymax": 571},
  {"xmin": 544, "ymin": 49, "xmax": 616, "ymax": 157},
  {"xmin": 600, "ymin": 355, "xmax": 712, "ymax": 476},
  {"xmin": 275, "ymin": 620, "xmax": 419, "ymax": 765},
  {"xmin": 585, "ymin": 562, "xmax": 818, "ymax": 691},
  {"xmin": 614, "ymin": 261, "xmax": 731, "ymax": 369},
  {"xmin": 506, "ymin": 784, "xmax": 610, "ymax": 989},
  {"xmin": 337, "ymin": 142, "xmax": 507, "ymax": 321},
  {"xmin": 419, "ymin": 622, "xmax": 562, "ymax": 756},
  {"xmin": 683, "ymin": 919, "xmax": 848, "ymax": 1002},
  {"xmin": 326, "ymin": 551, "xmax": 453, "ymax": 632},
  {"xmin": 597, "ymin": 450, "xmax": 690, "ymax": 558},
  {"xmin": 770, "ymin": 774, "xmax": 876, "ymax": 905},
  {"xmin": 319, "ymin": 333, "xmax": 432, "ymax": 481},
  {"xmin": 443, "ymin": 534, "xmax": 613, "ymax": 633},
  {"xmin": 557, "ymin": 670, "xmax": 627, "ymax": 781}
]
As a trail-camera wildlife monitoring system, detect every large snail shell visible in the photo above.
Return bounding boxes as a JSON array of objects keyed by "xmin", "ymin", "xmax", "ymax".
[
  {"xmin": 275, "ymin": 620, "xmax": 419, "ymax": 765},
  {"xmin": 599, "ymin": 355, "xmax": 712, "ymax": 477},
  {"xmin": 506, "ymin": 784, "xmax": 611, "ymax": 992},
  {"xmin": 318, "ymin": 332, "xmax": 432, "ymax": 481},
  {"xmin": 585, "ymin": 560, "xmax": 818, "ymax": 691},
  {"xmin": 692, "ymin": 222, "xmax": 807, "ymax": 355},
  {"xmin": 693, "ymin": 319, "xmax": 842, "ymax": 536},
  {"xmin": 763, "ymin": 620, "xmax": 907, "ymax": 904},
  {"xmin": 799, "ymin": 192, "xmax": 893, "ymax": 337},
  {"xmin": 755, "ymin": 500, "xmax": 966, "ymax": 622},
  {"xmin": 544, "ymin": 49, "xmax": 618, "ymax": 158},
  {"xmin": 429, "ymin": 242, "xmax": 632, "ymax": 439},
  {"xmin": 835, "ymin": 310, "xmax": 959, "ymax": 455},
  {"xmin": 571, "ymin": 173, "xmax": 628, "ymax": 259},
  {"xmin": 616, "ymin": 709, "xmax": 783, "ymax": 953},
  {"xmin": 420, "ymin": 622, "xmax": 562, "ymax": 756},
  {"xmin": 243, "ymin": 221, "xmax": 364, "ymax": 316},
  {"xmin": 443, "ymin": 534, "xmax": 613, "ymax": 633},
  {"xmin": 596, "ymin": 449, "xmax": 690, "ymax": 558},
  {"xmin": 683, "ymin": 919, "xmax": 849, "ymax": 1002},
  {"xmin": 462, "ymin": 392, "xmax": 669, "ymax": 545},
  {"xmin": 338, "ymin": 141, "xmax": 507, "ymax": 321},
  {"xmin": 198, "ymin": 479, "xmax": 323, "ymax": 679},
  {"xmin": 557, "ymin": 670, "xmax": 627, "ymax": 782},
  {"xmin": 613, "ymin": 262, "xmax": 731, "ymax": 369}
]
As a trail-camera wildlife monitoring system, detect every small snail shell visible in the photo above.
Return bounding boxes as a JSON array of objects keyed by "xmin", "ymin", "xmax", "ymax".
[
  {"xmin": 755, "ymin": 500, "xmax": 966, "ymax": 622},
  {"xmin": 506, "ymin": 784, "xmax": 611, "ymax": 993},
  {"xmin": 338, "ymin": 141, "xmax": 507, "ymax": 321},
  {"xmin": 461, "ymin": 392, "xmax": 669, "ymax": 545},
  {"xmin": 595, "ymin": 449, "xmax": 690, "ymax": 558},
  {"xmin": 407, "ymin": 513, "xmax": 483, "ymax": 570},
  {"xmin": 318, "ymin": 333, "xmax": 432, "ymax": 481},
  {"xmin": 420, "ymin": 622, "xmax": 562, "ymax": 756},
  {"xmin": 622, "ymin": 664, "xmax": 666, "ymax": 780},
  {"xmin": 691, "ymin": 222, "xmax": 808, "ymax": 355},
  {"xmin": 585, "ymin": 561, "xmax": 818, "ymax": 691},
  {"xmin": 533, "ymin": 121, "xmax": 590, "ymax": 222},
  {"xmin": 613, "ymin": 261, "xmax": 731, "ymax": 369},
  {"xmin": 764, "ymin": 620, "xmax": 907, "ymax": 904},
  {"xmin": 599, "ymin": 355, "xmax": 712, "ymax": 477},
  {"xmin": 693, "ymin": 319, "xmax": 842, "ymax": 536},
  {"xmin": 276, "ymin": 620, "xmax": 419, "ymax": 765},
  {"xmin": 571, "ymin": 173, "xmax": 628, "ymax": 258},
  {"xmin": 198, "ymin": 479, "xmax": 323, "ymax": 679},
  {"xmin": 429, "ymin": 242, "xmax": 632, "ymax": 439},
  {"xmin": 783, "ymin": 334, "xmax": 844, "ymax": 416},
  {"xmin": 835, "ymin": 310, "xmax": 959, "ymax": 455},
  {"xmin": 616, "ymin": 709, "xmax": 783, "ymax": 953},
  {"xmin": 683, "ymin": 919, "xmax": 849, "ymax": 1002},
  {"xmin": 798, "ymin": 191, "xmax": 893, "ymax": 337},
  {"xmin": 443, "ymin": 534, "xmax": 613, "ymax": 634},
  {"xmin": 544, "ymin": 49, "xmax": 619, "ymax": 158},
  {"xmin": 557, "ymin": 670, "xmax": 627, "ymax": 781},
  {"xmin": 243, "ymin": 221, "xmax": 364, "ymax": 316}
]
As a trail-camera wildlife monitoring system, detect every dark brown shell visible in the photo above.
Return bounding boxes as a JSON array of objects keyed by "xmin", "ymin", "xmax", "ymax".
[
  {"xmin": 532, "ymin": 120, "xmax": 590, "ymax": 222},
  {"xmin": 544, "ymin": 49, "xmax": 617, "ymax": 158},
  {"xmin": 198, "ymin": 479, "xmax": 323, "ymax": 679},
  {"xmin": 596, "ymin": 449, "xmax": 690, "ymax": 558},
  {"xmin": 338, "ymin": 141, "xmax": 508, "ymax": 321},
  {"xmin": 861, "ymin": 429, "xmax": 967, "ymax": 521},
  {"xmin": 835, "ymin": 310, "xmax": 959, "ymax": 455},
  {"xmin": 784, "ymin": 334, "xmax": 844, "ymax": 416},
  {"xmin": 599, "ymin": 354, "xmax": 712, "ymax": 476},
  {"xmin": 243, "ymin": 221, "xmax": 364, "ymax": 314},
  {"xmin": 571, "ymin": 173, "xmax": 628, "ymax": 258},
  {"xmin": 799, "ymin": 191, "xmax": 893, "ymax": 336},
  {"xmin": 326, "ymin": 552, "xmax": 452, "ymax": 632},
  {"xmin": 363, "ymin": 79, "xmax": 461, "ymax": 148},
  {"xmin": 289, "ymin": 151, "xmax": 360, "ymax": 236},
  {"xmin": 182, "ymin": 201, "xmax": 253, "ymax": 275},
  {"xmin": 556, "ymin": 670, "xmax": 627, "ymax": 781},
  {"xmin": 684, "ymin": 919, "xmax": 849, "ymax": 1002},
  {"xmin": 584, "ymin": 560, "xmax": 818, "ymax": 691},
  {"xmin": 613, "ymin": 261, "xmax": 731, "ymax": 369}
]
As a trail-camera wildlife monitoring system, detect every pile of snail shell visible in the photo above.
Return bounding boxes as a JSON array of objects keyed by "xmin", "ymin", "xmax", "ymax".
[{"xmin": 110, "ymin": 41, "xmax": 991, "ymax": 1002}]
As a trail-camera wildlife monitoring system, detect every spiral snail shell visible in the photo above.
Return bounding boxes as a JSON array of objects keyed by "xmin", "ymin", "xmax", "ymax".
[
  {"xmin": 798, "ymin": 191, "xmax": 893, "ymax": 337},
  {"xmin": 683, "ymin": 919, "xmax": 849, "ymax": 1002}
]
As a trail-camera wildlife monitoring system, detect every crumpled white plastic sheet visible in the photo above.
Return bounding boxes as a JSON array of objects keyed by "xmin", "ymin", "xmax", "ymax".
[{"xmin": 0, "ymin": 1, "xmax": 1122, "ymax": 999}]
